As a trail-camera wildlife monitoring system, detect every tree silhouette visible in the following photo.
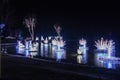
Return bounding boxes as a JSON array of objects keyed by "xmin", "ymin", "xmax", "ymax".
[
  {"xmin": 54, "ymin": 24, "xmax": 62, "ymax": 38},
  {"xmin": 23, "ymin": 17, "xmax": 36, "ymax": 40}
]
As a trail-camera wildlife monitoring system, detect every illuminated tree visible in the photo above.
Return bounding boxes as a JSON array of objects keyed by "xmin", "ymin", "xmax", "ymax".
[
  {"xmin": 54, "ymin": 24, "xmax": 62, "ymax": 38},
  {"xmin": 23, "ymin": 17, "xmax": 36, "ymax": 40},
  {"xmin": 95, "ymin": 37, "xmax": 108, "ymax": 50},
  {"xmin": 95, "ymin": 37, "xmax": 115, "ymax": 57}
]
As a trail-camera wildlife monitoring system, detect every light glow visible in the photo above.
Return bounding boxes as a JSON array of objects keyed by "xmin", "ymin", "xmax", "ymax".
[
  {"xmin": 95, "ymin": 38, "xmax": 115, "ymax": 58},
  {"xmin": 95, "ymin": 38, "xmax": 108, "ymax": 50},
  {"xmin": 77, "ymin": 38, "xmax": 87, "ymax": 55}
]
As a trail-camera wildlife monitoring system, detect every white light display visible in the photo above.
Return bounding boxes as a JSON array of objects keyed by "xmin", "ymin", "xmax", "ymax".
[
  {"xmin": 35, "ymin": 37, "xmax": 39, "ymax": 41},
  {"xmin": 44, "ymin": 37, "xmax": 48, "ymax": 44},
  {"xmin": 106, "ymin": 40, "xmax": 115, "ymax": 58},
  {"xmin": 51, "ymin": 36, "xmax": 65, "ymax": 49},
  {"xmin": 41, "ymin": 36, "xmax": 44, "ymax": 41},
  {"xmin": 77, "ymin": 38, "xmax": 87, "ymax": 55},
  {"xmin": 52, "ymin": 39, "xmax": 57, "ymax": 46},
  {"xmin": 95, "ymin": 38, "xmax": 108, "ymax": 50},
  {"xmin": 77, "ymin": 48, "xmax": 82, "ymax": 54},
  {"xmin": 79, "ymin": 38, "xmax": 87, "ymax": 48},
  {"xmin": 95, "ymin": 38, "xmax": 115, "ymax": 58},
  {"xmin": 17, "ymin": 40, "xmax": 25, "ymax": 48}
]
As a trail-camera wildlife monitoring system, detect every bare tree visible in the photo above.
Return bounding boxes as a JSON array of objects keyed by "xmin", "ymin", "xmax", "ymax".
[
  {"xmin": 23, "ymin": 17, "xmax": 36, "ymax": 41},
  {"xmin": 54, "ymin": 24, "xmax": 62, "ymax": 38}
]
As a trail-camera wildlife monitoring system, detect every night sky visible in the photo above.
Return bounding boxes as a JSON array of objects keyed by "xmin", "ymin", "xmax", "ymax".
[
  {"xmin": 1, "ymin": 0, "xmax": 120, "ymax": 40},
  {"xmin": 1, "ymin": 0, "xmax": 120, "ymax": 54}
]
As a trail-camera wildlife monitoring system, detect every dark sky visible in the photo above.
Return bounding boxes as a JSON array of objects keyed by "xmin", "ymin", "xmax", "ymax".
[{"xmin": 3, "ymin": 0, "xmax": 120, "ymax": 40}]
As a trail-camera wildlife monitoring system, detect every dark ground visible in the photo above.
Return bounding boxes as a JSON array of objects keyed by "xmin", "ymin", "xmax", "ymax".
[{"xmin": 1, "ymin": 53, "xmax": 120, "ymax": 80}]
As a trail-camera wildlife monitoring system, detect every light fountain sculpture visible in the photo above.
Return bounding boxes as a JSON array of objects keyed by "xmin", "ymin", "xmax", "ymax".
[
  {"xmin": 40, "ymin": 36, "xmax": 44, "ymax": 56},
  {"xmin": 16, "ymin": 40, "xmax": 25, "ymax": 53},
  {"xmin": 44, "ymin": 37, "xmax": 49, "ymax": 57},
  {"xmin": 29, "ymin": 42, "xmax": 39, "ymax": 52},
  {"xmin": 40, "ymin": 36, "xmax": 49, "ymax": 57},
  {"xmin": 35, "ymin": 37, "xmax": 39, "ymax": 41},
  {"xmin": 77, "ymin": 55, "xmax": 83, "ymax": 64},
  {"xmin": 106, "ymin": 40, "xmax": 115, "ymax": 58},
  {"xmin": 25, "ymin": 40, "xmax": 29, "ymax": 49},
  {"xmin": 16, "ymin": 40, "xmax": 39, "ymax": 57},
  {"xmin": 17, "ymin": 40, "xmax": 25, "ymax": 48},
  {"xmin": 95, "ymin": 38, "xmax": 108, "ymax": 50},
  {"xmin": 53, "ymin": 37, "xmax": 66, "ymax": 61},
  {"xmin": 53, "ymin": 25, "xmax": 65, "ymax": 50},
  {"xmin": 77, "ymin": 38, "xmax": 87, "ymax": 64},
  {"xmin": 40, "ymin": 25, "xmax": 66, "ymax": 61},
  {"xmin": 94, "ymin": 38, "xmax": 117, "ymax": 69},
  {"xmin": 77, "ymin": 38, "xmax": 87, "ymax": 55},
  {"xmin": 44, "ymin": 37, "xmax": 49, "ymax": 44},
  {"xmin": 51, "ymin": 37, "xmax": 65, "ymax": 50},
  {"xmin": 95, "ymin": 37, "xmax": 115, "ymax": 58}
]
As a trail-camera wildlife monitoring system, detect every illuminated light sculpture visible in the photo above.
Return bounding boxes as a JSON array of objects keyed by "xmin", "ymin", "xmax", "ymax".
[
  {"xmin": 51, "ymin": 37, "xmax": 65, "ymax": 50},
  {"xmin": 17, "ymin": 40, "xmax": 25, "ymax": 48},
  {"xmin": 44, "ymin": 37, "xmax": 48, "ymax": 44},
  {"xmin": 40, "ymin": 37, "xmax": 49, "ymax": 57},
  {"xmin": 16, "ymin": 46, "xmax": 24, "ymax": 54},
  {"xmin": 77, "ymin": 48, "xmax": 82, "ymax": 54},
  {"xmin": 24, "ymin": 49, "xmax": 30, "ymax": 57},
  {"xmin": 51, "ymin": 45, "xmax": 57, "ymax": 58},
  {"xmin": 25, "ymin": 41, "xmax": 29, "ymax": 49},
  {"xmin": 53, "ymin": 24, "xmax": 66, "ymax": 49},
  {"xmin": 77, "ymin": 38, "xmax": 87, "ymax": 54},
  {"xmin": 95, "ymin": 38, "xmax": 115, "ymax": 58},
  {"xmin": 51, "ymin": 36, "xmax": 66, "ymax": 59},
  {"xmin": 40, "ymin": 36, "xmax": 44, "ymax": 56},
  {"xmin": 57, "ymin": 39, "xmax": 66, "ymax": 49},
  {"xmin": 33, "ymin": 42, "xmax": 39, "ymax": 48},
  {"xmin": 56, "ymin": 48, "xmax": 66, "ymax": 61},
  {"xmin": 77, "ymin": 52, "xmax": 87, "ymax": 64},
  {"xmin": 29, "ymin": 42, "xmax": 39, "ymax": 51},
  {"xmin": 48, "ymin": 36, "xmax": 52, "ymax": 40},
  {"xmin": 16, "ymin": 40, "xmax": 25, "ymax": 54},
  {"xmin": 44, "ymin": 43, "xmax": 48, "ymax": 57},
  {"xmin": 29, "ymin": 40, "xmax": 32, "ymax": 48},
  {"xmin": 95, "ymin": 38, "xmax": 108, "ymax": 50},
  {"xmin": 77, "ymin": 55, "xmax": 83, "ymax": 63},
  {"xmin": 41, "ymin": 36, "xmax": 44, "ymax": 41},
  {"xmin": 52, "ymin": 39, "xmax": 57, "ymax": 46},
  {"xmin": 35, "ymin": 37, "xmax": 39, "ymax": 41},
  {"xmin": 106, "ymin": 40, "xmax": 115, "ymax": 58},
  {"xmin": 40, "ymin": 42, "xmax": 44, "ymax": 56},
  {"xmin": 79, "ymin": 38, "xmax": 87, "ymax": 48}
]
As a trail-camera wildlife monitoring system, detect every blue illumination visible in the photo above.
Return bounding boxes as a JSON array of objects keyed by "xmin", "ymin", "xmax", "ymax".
[
  {"xmin": 16, "ymin": 47, "xmax": 24, "ymax": 54},
  {"xmin": 104, "ymin": 62, "xmax": 115, "ymax": 69},
  {"xmin": 44, "ymin": 43, "xmax": 48, "ymax": 57},
  {"xmin": 56, "ymin": 49, "xmax": 66, "ymax": 61},
  {"xmin": 24, "ymin": 49, "xmax": 30, "ymax": 56},
  {"xmin": 41, "ymin": 43, "xmax": 44, "ymax": 56}
]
